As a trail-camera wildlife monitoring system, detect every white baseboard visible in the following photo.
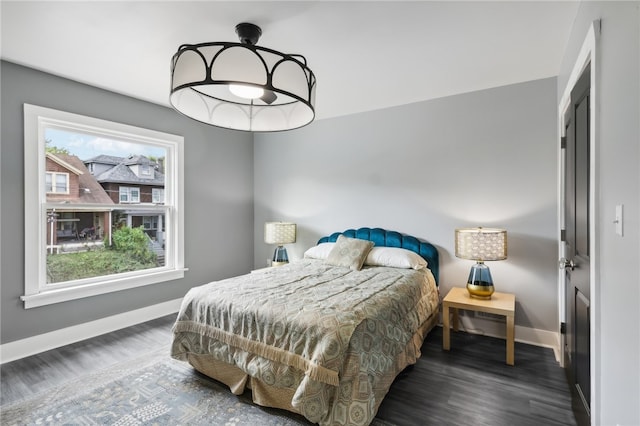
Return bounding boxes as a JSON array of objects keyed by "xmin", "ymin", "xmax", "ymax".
[
  {"xmin": 0, "ymin": 298, "xmax": 183, "ymax": 364},
  {"xmin": 1, "ymin": 299, "xmax": 562, "ymax": 365},
  {"xmin": 450, "ymin": 316, "xmax": 561, "ymax": 362}
]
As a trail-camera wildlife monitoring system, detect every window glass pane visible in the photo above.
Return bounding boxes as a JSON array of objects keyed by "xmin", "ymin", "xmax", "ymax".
[
  {"xmin": 43, "ymin": 127, "xmax": 168, "ymax": 285},
  {"xmin": 131, "ymin": 188, "xmax": 140, "ymax": 203},
  {"xmin": 152, "ymin": 188, "xmax": 164, "ymax": 203},
  {"xmin": 45, "ymin": 208, "xmax": 166, "ymax": 284},
  {"xmin": 55, "ymin": 174, "xmax": 67, "ymax": 193}
]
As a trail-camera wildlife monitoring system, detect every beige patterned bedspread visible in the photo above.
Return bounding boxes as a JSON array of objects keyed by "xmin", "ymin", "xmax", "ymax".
[{"xmin": 171, "ymin": 259, "xmax": 439, "ymax": 425}]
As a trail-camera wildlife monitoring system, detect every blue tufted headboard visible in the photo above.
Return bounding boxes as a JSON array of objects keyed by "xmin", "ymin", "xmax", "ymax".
[{"xmin": 317, "ymin": 227, "xmax": 439, "ymax": 285}]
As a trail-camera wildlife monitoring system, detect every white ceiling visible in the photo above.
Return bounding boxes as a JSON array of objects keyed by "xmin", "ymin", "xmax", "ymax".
[{"xmin": 1, "ymin": 1, "xmax": 579, "ymax": 121}]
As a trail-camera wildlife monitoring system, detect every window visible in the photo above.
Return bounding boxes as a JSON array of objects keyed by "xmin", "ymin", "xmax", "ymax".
[
  {"xmin": 152, "ymin": 188, "xmax": 164, "ymax": 204},
  {"xmin": 23, "ymin": 104, "xmax": 185, "ymax": 308},
  {"xmin": 46, "ymin": 172, "xmax": 69, "ymax": 194},
  {"xmin": 119, "ymin": 186, "xmax": 140, "ymax": 203},
  {"xmin": 142, "ymin": 216, "xmax": 159, "ymax": 230}
]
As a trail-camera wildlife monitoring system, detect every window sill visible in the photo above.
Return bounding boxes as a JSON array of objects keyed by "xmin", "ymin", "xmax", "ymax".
[{"xmin": 21, "ymin": 268, "xmax": 187, "ymax": 309}]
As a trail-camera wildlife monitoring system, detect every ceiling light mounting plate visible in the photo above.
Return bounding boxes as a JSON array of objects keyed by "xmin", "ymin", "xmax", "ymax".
[{"xmin": 235, "ymin": 22, "xmax": 262, "ymax": 45}]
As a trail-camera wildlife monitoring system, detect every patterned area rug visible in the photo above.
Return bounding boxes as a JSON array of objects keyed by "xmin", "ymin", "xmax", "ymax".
[{"xmin": 1, "ymin": 350, "xmax": 396, "ymax": 425}]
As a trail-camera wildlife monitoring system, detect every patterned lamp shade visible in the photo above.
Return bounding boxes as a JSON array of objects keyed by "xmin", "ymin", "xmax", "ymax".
[
  {"xmin": 264, "ymin": 222, "xmax": 297, "ymax": 245},
  {"xmin": 455, "ymin": 227, "xmax": 507, "ymax": 299},
  {"xmin": 455, "ymin": 227, "xmax": 507, "ymax": 261}
]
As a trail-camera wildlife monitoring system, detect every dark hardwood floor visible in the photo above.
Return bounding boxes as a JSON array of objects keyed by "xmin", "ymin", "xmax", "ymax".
[
  {"xmin": 1, "ymin": 315, "xmax": 576, "ymax": 425},
  {"xmin": 377, "ymin": 327, "xmax": 577, "ymax": 426},
  {"xmin": 0, "ymin": 315, "xmax": 175, "ymax": 406}
]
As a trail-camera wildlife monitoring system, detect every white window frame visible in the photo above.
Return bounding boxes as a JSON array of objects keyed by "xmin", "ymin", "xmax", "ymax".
[
  {"xmin": 152, "ymin": 188, "xmax": 164, "ymax": 204},
  {"xmin": 23, "ymin": 104, "xmax": 185, "ymax": 309},
  {"xmin": 119, "ymin": 186, "xmax": 140, "ymax": 204},
  {"xmin": 46, "ymin": 172, "xmax": 70, "ymax": 194}
]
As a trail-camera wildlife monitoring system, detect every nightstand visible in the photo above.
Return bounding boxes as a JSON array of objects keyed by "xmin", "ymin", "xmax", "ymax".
[{"xmin": 442, "ymin": 286, "xmax": 516, "ymax": 365}]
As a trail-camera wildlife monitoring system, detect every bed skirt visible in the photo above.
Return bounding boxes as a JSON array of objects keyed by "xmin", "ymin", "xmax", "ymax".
[{"xmin": 185, "ymin": 308, "xmax": 439, "ymax": 421}]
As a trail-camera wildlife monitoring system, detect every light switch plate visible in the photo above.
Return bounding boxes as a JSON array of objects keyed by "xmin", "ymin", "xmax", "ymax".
[{"xmin": 615, "ymin": 204, "xmax": 623, "ymax": 236}]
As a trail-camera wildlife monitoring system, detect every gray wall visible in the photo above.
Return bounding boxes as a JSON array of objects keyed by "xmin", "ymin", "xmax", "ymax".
[
  {"xmin": 557, "ymin": 2, "xmax": 640, "ymax": 425},
  {"xmin": 0, "ymin": 61, "xmax": 255, "ymax": 344},
  {"xmin": 254, "ymin": 77, "xmax": 559, "ymax": 333}
]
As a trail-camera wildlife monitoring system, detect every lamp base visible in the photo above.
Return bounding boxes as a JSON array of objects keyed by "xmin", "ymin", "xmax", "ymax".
[
  {"xmin": 271, "ymin": 246, "xmax": 289, "ymax": 266},
  {"xmin": 466, "ymin": 262, "xmax": 495, "ymax": 299},
  {"xmin": 466, "ymin": 283, "xmax": 495, "ymax": 299}
]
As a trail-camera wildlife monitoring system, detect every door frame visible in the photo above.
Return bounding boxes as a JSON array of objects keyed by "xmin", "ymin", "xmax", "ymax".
[{"xmin": 557, "ymin": 20, "xmax": 600, "ymax": 425}]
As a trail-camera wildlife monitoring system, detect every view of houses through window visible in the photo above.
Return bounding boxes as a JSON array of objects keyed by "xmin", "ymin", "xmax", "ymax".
[
  {"xmin": 44, "ymin": 128, "xmax": 167, "ymax": 284},
  {"xmin": 23, "ymin": 104, "xmax": 184, "ymax": 308}
]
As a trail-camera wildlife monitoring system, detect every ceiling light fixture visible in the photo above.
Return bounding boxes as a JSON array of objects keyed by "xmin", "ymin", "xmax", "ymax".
[{"xmin": 170, "ymin": 22, "xmax": 316, "ymax": 132}]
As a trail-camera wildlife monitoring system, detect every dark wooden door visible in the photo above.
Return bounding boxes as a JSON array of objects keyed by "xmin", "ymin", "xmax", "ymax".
[{"xmin": 563, "ymin": 63, "xmax": 591, "ymax": 426}]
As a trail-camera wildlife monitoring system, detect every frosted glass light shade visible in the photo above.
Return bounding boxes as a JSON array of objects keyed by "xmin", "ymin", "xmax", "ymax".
[
  {"xmin": 229, "ymin": 84, "xmax": 264, "ymax": 99},
  {"xmin": 264, "ymin": 222, "xmax": 297, "ymax": 245},
  {"xmin": 455, "ymin": 227, "xmax": 507, "ymax": 261},
  {"xmin": 170, "ymin": 40, "xmax": 316, "ymax": 132}
]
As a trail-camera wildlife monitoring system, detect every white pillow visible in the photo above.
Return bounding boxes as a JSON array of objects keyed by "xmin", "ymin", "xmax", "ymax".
[
  {"xmin": 364, "ymin": 247, "xmax": 427, "ymax": 270},
  {"xmin": 303, "ymin": 242, "xmax": 335, "ymax": 260}
]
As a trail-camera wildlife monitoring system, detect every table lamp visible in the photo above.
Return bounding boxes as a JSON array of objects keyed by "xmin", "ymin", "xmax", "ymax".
[
  {"xmin": 455, "ymin": 227, "xmax": 507, "ymax": 299},
  {"xmin": 264, "ymin": 222, "xmax": 296, "ymax": 266}
]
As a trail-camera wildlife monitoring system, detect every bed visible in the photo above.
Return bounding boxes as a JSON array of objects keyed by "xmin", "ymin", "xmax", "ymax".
[{"xmin": 171, "ymin": 227, "xmax": 439, "ymax": 426}]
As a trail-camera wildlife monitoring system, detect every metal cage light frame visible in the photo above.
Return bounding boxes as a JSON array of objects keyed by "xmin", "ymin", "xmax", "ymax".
[{"xmin": 170, "ymin": 23, "xmax": 316, "ymax": 132}]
